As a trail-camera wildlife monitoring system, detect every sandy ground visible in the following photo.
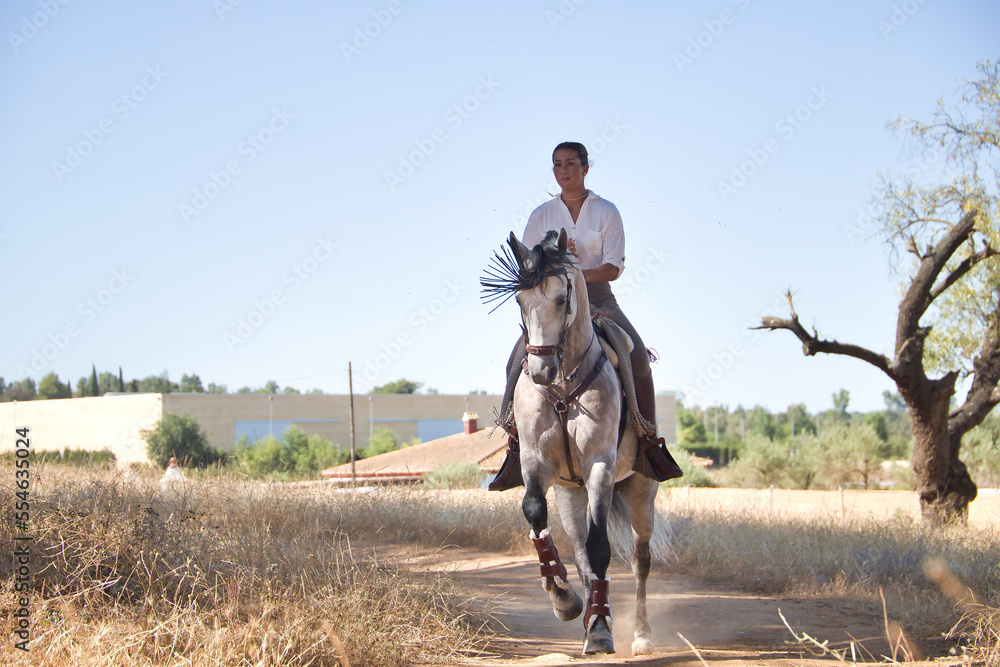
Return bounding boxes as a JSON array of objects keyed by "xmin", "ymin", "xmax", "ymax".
[{"xmin": 390, "ymin": 487, "xmax": 1000, "ymax": 666}]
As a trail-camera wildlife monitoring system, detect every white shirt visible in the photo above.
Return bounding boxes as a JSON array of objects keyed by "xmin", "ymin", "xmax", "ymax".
[{"xmin": 522, "ymin": 191, "xmax": 625, "ymax": 278}]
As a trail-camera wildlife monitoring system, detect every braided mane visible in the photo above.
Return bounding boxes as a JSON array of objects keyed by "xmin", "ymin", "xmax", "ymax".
[{"xmin": 480, "ymin": 230, "xmax": 576, "ymax": 312}]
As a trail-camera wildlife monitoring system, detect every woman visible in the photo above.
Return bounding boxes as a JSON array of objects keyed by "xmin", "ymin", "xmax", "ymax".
[{"xmin": 489, "ymin": 142, "xmax": 681, "ymax": 490}]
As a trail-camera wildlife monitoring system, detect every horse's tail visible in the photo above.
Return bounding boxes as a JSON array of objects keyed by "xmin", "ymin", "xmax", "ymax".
[{"xmin": 607, "ymin": 491, "xmax": 675, "ymax": 565}]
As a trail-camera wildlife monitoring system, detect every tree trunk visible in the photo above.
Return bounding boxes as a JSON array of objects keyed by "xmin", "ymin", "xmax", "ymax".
[{"xmin": 906, "ymin": 382, "xmax": 978, "ymax": 525}]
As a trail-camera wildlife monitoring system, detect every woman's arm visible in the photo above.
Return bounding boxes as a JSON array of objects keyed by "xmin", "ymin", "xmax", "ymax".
[{"xmin": 582, "ymin": 263, "xmax": 620, "ymax": 283}]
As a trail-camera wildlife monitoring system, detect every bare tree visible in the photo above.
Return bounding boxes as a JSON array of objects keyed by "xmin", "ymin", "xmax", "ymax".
[{"xmin": 756, "ymin": 60, "xmax": 1000, "ymax": 525}]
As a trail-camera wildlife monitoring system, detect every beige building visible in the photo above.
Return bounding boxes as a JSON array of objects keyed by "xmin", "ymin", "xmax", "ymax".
[{"xmin": 0, "ymin": 392, "xmax": 676, "ymax": 465}]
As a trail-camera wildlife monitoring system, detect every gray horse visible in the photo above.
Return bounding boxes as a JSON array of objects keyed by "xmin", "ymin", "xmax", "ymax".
[{"xmin": 483, "ymin": 229, "xmax": 662, "ymax": 656}]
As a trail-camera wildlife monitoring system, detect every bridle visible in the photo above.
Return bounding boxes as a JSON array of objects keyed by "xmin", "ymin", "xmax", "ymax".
[
  {"xmin": 519, "ymin": 271, "xmax": 607, "ymax": 486},
  {"xmin": 521, "ymin": 272, "xmax": 573, "ymax": 371}
]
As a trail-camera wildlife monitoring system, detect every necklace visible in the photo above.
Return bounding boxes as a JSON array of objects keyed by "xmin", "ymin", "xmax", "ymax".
[{"xmin": 561, "ymin": 191, "xmax": 588, "ymax": 202}]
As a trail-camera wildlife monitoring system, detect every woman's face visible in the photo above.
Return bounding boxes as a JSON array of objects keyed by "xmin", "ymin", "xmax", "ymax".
[{"xmin": 552, "ymin": 148, "xmax": 588, "ymax": 191}]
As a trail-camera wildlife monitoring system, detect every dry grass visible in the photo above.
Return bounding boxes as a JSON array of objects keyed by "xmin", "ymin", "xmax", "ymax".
[
  {"xmin": 5, "ymin": 464, "xmax": 1000, "ymax": 664},
  {"xmin": 0, "ymin": 465, "xmax": 507, "ymax": 666},
  {"xmin": 660, "ymin": 500, "xmax": 1000, "ymax": 661}
]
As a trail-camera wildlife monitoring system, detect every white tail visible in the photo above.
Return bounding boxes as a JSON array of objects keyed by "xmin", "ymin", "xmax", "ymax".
[{"xmin": 607, "ymin": 492, "xmax": 675, "ymax": 564}]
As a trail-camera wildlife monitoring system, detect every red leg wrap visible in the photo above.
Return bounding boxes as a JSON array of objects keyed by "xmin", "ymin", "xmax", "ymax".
[
  {"xmin": 531, "ymin": 532, "xmax": 568, "ymax": 582},
  {"xmin": 584, "ymin": 578, "xmax": 611, "ymax": 629}
]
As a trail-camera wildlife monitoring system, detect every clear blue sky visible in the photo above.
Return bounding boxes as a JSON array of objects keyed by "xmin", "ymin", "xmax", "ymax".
[{"xmin": 2, "ymin": 0, "xmax": 997, "ymax": 414}]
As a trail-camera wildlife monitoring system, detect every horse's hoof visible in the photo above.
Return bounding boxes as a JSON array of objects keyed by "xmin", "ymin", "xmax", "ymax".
[
  {"xmin": 632, "ymin": 637, "xmax": 654, "ymax": 656},
  {"xmin": 550, "ymin": 584, "xmax": 583, "ymax": 621},
  {"xmin": 583, "ymin": 632, "xmax": 615, "ymax": 655}
]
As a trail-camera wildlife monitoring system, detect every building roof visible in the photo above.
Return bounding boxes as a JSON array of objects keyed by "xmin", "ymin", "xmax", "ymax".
[{"xmin": 320, "ymin": 427, "xmax": 508, "ymax": 483}]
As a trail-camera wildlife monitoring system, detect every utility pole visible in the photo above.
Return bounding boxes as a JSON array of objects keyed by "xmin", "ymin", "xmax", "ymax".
[{"xmin": 348, "ymin": 362, "xmax": 356, "ymax": 483}]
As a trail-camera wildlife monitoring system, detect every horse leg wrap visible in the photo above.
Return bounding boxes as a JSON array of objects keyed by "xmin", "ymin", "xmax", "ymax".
[
  {"xmin": 530, "ymin": 530, "xmax": 568, "ymax": 583},
  {"xmin": 585, "ymin": 577, "xmax": 612, "ymax": 631}
]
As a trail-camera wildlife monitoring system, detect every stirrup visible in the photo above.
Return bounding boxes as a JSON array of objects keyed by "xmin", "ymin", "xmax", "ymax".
[
  {"xmin": 488, "ymin": 430, "xmax": 524, "ymax": 491},
  {"xmin": 633, "ymin": 434, "xmax": 683, "ymax": 482}
]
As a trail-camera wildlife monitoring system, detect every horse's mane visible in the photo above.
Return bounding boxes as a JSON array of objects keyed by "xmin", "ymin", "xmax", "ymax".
[{"xmin": 480, "ymin": 230, "xmax": 576, "ymax": 312}]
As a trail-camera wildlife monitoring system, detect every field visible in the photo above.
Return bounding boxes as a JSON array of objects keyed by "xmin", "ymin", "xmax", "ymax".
[{"xmin": 2, "ymin": 464, "xmax": 999, "ymax": 665}]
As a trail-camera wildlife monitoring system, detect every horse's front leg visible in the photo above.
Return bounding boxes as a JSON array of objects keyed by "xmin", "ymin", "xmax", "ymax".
[
  {"xmin": 522, "ymin": 477, "xmax": 583, "ymax": 621},
  {"xmin": 581, "ymin": 460, "xmax": 616, "ymax": 655}
]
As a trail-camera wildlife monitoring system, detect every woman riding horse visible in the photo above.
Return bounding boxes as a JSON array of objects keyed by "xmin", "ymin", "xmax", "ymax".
[{"xmin": 491, "ymin": 141, "xmax": 681, "ymax": 489}]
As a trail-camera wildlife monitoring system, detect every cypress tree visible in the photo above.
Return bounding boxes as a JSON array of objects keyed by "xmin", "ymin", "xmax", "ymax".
[
  {"xmin": 118, "ymin": 366, "xmax": 125, "ymax": 392},
  {"xmin": 90, "ymin": 364, "xmax": 99, "ymax": 396}
]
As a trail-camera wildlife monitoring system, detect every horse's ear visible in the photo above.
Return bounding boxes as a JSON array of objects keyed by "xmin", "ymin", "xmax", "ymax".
[
  {"xmin": 508, "ymin": 232, "xmax": 530, "ymax": 269},
  {"xmin": 557, "ymin": 228, "xmax": 568, "ymax": 253}
]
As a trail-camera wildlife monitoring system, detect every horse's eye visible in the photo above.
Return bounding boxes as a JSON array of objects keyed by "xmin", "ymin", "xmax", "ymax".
[{"xmin": 556, "ymin": 296, "xmax": 566, "ymax": 307}]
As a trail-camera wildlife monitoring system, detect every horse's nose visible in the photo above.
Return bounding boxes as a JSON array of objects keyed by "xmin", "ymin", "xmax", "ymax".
[{"xmin": 530, "ymin": 362, "xmax": 558, "ymax": 386}]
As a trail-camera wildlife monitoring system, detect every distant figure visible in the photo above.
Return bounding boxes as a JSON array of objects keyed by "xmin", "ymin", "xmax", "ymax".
[
  {"xmin": 122, "ymin": 461, "xmax": 139, "ymax": 483},
  {"xmin": 160, "ymin": 457, "xmax": 186, "ymax": 483}
]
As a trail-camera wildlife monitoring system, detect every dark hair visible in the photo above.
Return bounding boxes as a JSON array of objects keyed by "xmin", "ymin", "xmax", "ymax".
[{"xmin": 552, "ymin": 142, "xmax": 588, "ymax": 167}]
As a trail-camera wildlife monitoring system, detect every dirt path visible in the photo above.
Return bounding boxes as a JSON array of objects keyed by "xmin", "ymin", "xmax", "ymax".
[{"xmin": 392, "ymin": 546, "xmax": 925, "ymax": 667}]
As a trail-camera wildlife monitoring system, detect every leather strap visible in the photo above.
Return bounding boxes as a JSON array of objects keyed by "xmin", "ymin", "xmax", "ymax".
[
  {"xmin": 534, "ymin": 345, "xmax": 607, "ymax": 486},
  {"xmin": 585, "ymin": 578, "xmax": 611, "ymax": 629},
  {"xmin": 531, "ymin": 532, "xmax": 568, "ymax": 582}
]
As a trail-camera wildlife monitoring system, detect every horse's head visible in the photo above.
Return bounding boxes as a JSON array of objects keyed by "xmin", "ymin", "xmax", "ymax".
[{"xmin": 508, "ymin": 230, "xmax": 583, "ymax": 386}]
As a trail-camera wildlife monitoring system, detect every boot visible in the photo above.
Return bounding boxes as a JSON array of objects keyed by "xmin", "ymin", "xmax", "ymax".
[
  {"xmin": 632, "ymin": 373, "xmax": 683, "ymax": 482},
  {"xmin": 488, "ymin": 423, "xmax": 524, "ymax": 491}
]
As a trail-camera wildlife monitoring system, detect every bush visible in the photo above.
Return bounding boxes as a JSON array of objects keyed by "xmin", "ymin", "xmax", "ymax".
[
  {"xmin": 423, "ymin": 460, "xmax": 486, "ymax": 489},
  {"xmin": 235, "ymin": 425, "xmax": 349, "ymax": 479},
  {"xmin": 142, "ymin": 412, "xmax": 222, "ymax": 468},
  {"xmin": 662, "ymin": 447, "xmax": 715, "ymax": 487}
]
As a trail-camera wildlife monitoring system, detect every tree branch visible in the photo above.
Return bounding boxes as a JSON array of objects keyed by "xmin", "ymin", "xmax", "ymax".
[
  {"xmin": 754, "ymin": 293, "xmax": 895, "ymax": 380},
  {"xmin": 929, "ymin": 246, "xmax": 999, "ymax": 301},
  {"xmin": 896, "ymin": 210, "xmax": 979, "ymax": 360}
]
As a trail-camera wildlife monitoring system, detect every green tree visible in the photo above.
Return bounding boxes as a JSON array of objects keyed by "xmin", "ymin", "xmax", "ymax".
[
  {"xmin": 282, "ymin": 386, "xmax": 300, "ymax": 394},
  {"xmin": 180, "ymin": 373, "xmax": 205, "ymax": 393},
  {"xmin": 138, "ymin": 372, "xmax": 176, "ymax": 393},
  {"xmin": 758, "ymin": 61, "xmax": 1000, "ymax": 523},
  {"xmin": 207, "ymin": 383, "xmax": 228, "ymax": 394},
  {"xmin": 89, "ymin": 364, "xmax": 99, "ymax": 396},
  {"xmin": 142, "ymin": 412, "xmax": 221, "ymax": 468},
  {"xmin": 371, "ymin": 378, "xmax": 422, "ymax": 394},
  {"xmin": 832, "ymin": 389, "xmax": 850, "ymax": 420},
  {"xmin": 38, "ymin": 372, "xmax": 72, "ymax": 399},
  {"xmin": 118, "ymin": 367, "xmax": 125, "ymax": 392},
  {"xmin": 257, "ymin": 380, "xmax": 280, "ymax": 394},
  {"xmin": 4, "ymin": 378, "xmax": 37, "ymax": 401},
  {"xmin": 360, "ymin": 427, "xmax": 401, "ymax": 458},
  {"xmin": 235, "ymin": 425, "xmax": 348, "ymax": 477}
]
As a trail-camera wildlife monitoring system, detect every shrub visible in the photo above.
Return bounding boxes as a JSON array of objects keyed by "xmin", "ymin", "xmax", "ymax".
[
  {"xmin": 662, "ymin": 447, "xmax": 715, "ymax": 487},
  {"xmin": 234, "ymin": 425, "xmax": 349, "ymax": 478},
  {"xmin": 142, "ymin": 412, "xmax": 222, "ymax": 468},
  {"xmin": 423, "ymin": 460, "xmax": 486, "ymax": 489}
]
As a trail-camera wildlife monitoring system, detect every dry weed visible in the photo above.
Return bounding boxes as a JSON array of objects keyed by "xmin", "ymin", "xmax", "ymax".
[{"xmin": 0, "ymin": 465, "xmax": 500, "ymax": 665}]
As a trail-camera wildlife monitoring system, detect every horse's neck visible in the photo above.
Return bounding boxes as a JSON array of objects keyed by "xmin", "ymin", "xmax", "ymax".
[{"xmin": 563, "ymin": 271, "xmax": 596, "ymax": 366}]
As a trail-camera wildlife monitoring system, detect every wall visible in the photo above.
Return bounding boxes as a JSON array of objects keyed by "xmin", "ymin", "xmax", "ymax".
[
  {"xmin": 0, "ymin": 392, "xmax": 677, "ymax": 462},
  {"xmin": 0, "ymin": 394, "xmax": 163, "ymax": 464}
]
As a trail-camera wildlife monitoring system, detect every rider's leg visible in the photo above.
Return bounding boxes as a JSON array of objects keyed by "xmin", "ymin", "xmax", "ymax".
[{"xmin": 592, "ymin": 296, "xmax": 682, "ymax": 482}]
